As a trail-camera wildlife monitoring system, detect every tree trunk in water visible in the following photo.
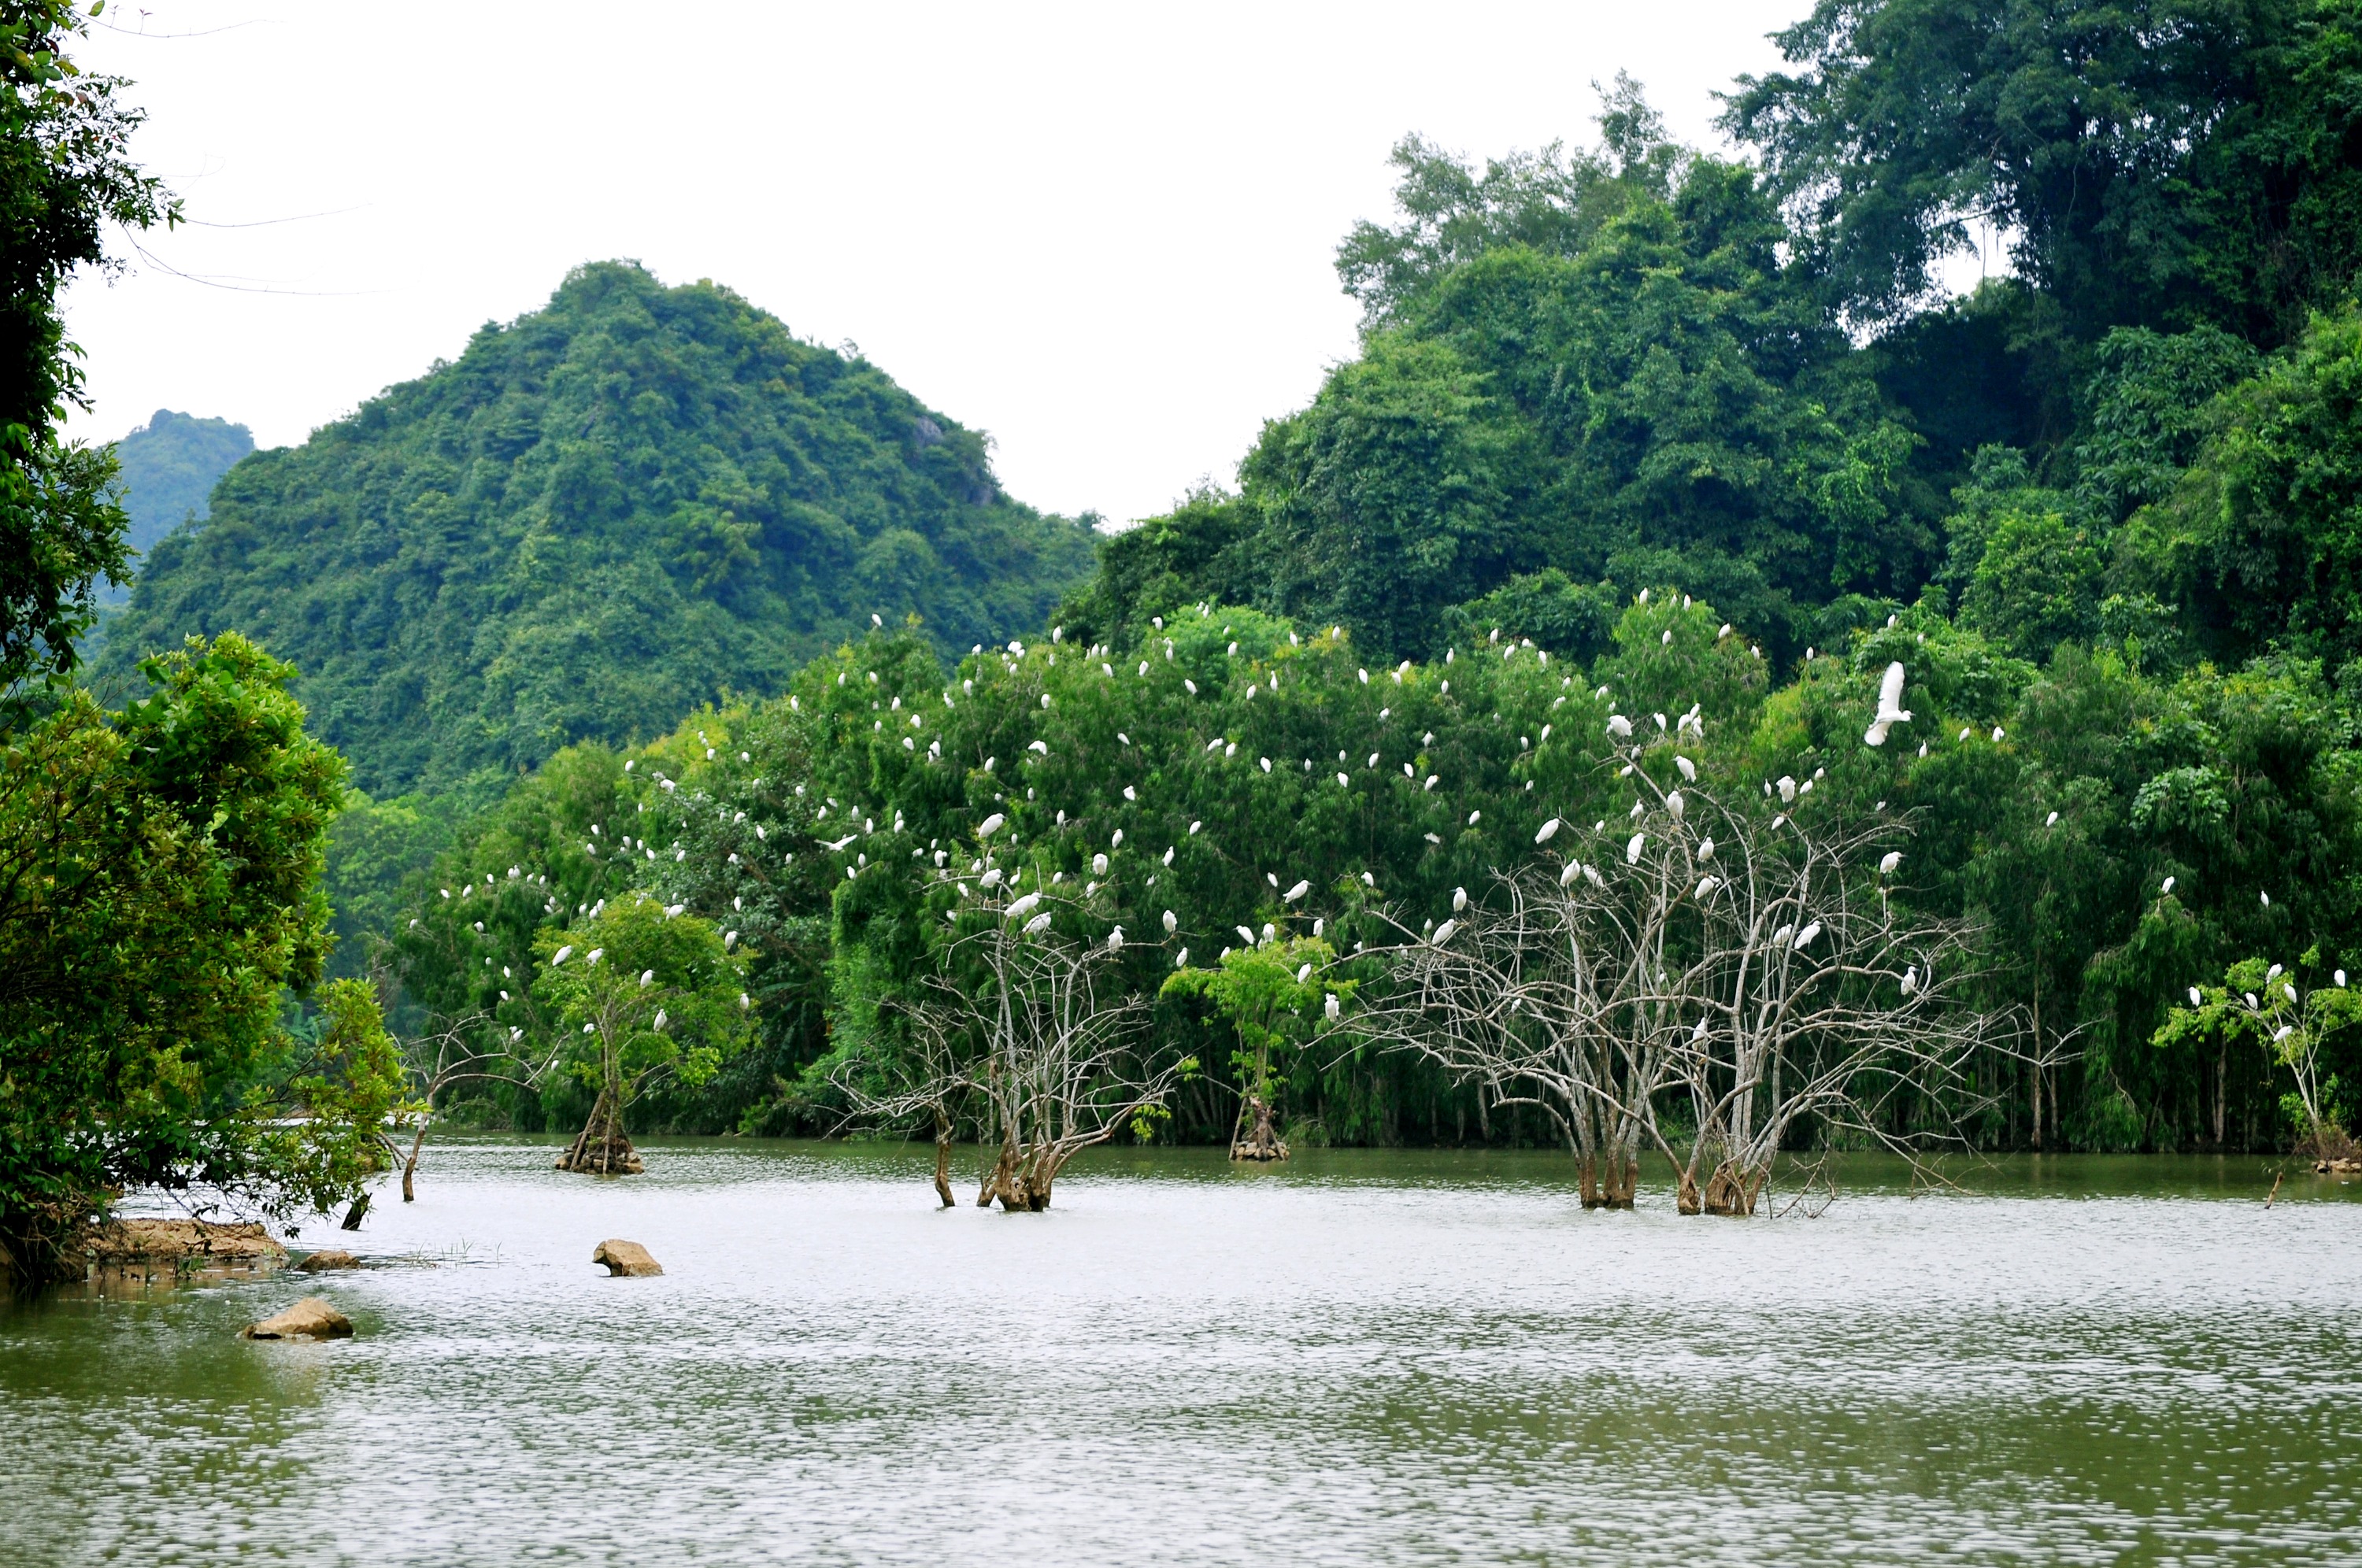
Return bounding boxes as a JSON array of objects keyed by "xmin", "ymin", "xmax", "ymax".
[
  {"xmin": 1600, "ymin": 1156, "xmax": 1638, "ymax": 1209},
  {"xmin": 932, "ymin": 1112, "xmax": 955, "ymax": 1209},
  {"xmin": 1578, "ymin": 1152, "xmax": 1602, "ymax": 1208},
  {"xmin": 1231, "ymin": 1094, "xmax": 1288, "ymax": 1162},
  {"xmin": 1702, "ymin": 1161, "xmax": 1761, "ymax": 1216},
  {"xmin": 1676, "ymin": 1167, "xmax": 1702, "ymax": 1215},
  {"xmin": 402, "ymin": 1122, "xmax": 427, "ymax": 1203},
  {"xmin": 339, "ymin": 1193, "xmax": 371, "ymax": 1230},
  {"xmin": 557, "ymin": 1082, "xmax": 642, "ymax": 1174}
]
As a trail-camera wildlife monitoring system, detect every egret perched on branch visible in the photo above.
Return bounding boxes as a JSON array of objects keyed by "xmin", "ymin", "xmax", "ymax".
[
  {"xmin": 1108, "ymin": 927, "xmax": 1124, "ymax": 952},
  {"xmin": 1560, "ymin": 860, "xmax": 1582, "ymax": 887},
  {"xmin": 1162, "ymin": 910, "xmax": 1178, "ymax": 933},
  {"xmin": 1284, "ymin": 880, "xmax": 1311, "ymax": 903},
  {"xmin": 1535, "ymin": 818, "xmax": 1561, "ymax": 845},
  {"xmin": 1607, "ymin": 714, "xmax": 1633, "ymax": 738},
  {"xmin": 1006, "ymin": 893, "xmax": 1042, "ymax": 920},
  {"xmin": 1776, "ymin": 775, "xmax": 1797, "ymax": 804},
  {"xmin": 1626, "ymin": 832, "xmax": 1646, "ymax": 864},
  {"xmin": 1675, "ymin": 755, "xmax": 1696, "ymax": 782},
  {"xmin": 1024, "ymin": 912, "xmax": 1053, "ymax": 936},
  {"xmin": 1879, "ymin": 851, "xmax": 1903, "ymax": 875},
  {"xmin": 1453, "ymin": 886, "xmax": 1468, "ymax": 912},
  {"xmin": 1433, "ymin": 919, "xmax": 1459, "ymax": 945},
  {"xmin": 1793, "ymin": 921, "xmax": 1822, "ymax": 950},
  {"xmin": 1236, "ymin": 925, "xmax": 1257, "ymax": 946},
  {"xmin": 1325, "ymin": 993, "xmax": 1341, "ymax": 1021},
  {"xmin": 1864, "ymin": 661, "xmax": 1912, "ymax": 746}
]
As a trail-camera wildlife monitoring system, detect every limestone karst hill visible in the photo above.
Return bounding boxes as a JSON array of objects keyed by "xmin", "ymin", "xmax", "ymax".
[{"xmin": 103, "ymin": 261, "xmax": 1094, "ymax": 793}]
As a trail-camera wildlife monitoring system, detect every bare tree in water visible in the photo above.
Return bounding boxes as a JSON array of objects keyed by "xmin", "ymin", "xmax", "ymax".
[
  {"xmin": 833, "ymin": 827, "xmax": 1188, "ymax": 1211},
  {"xmin": 392, "ymin": 1008, "xmax": 558, "ymax": 1201},
  {"xmin": 1364, "ymin": 730, "xmax": 1994, "ymax": 1214}
]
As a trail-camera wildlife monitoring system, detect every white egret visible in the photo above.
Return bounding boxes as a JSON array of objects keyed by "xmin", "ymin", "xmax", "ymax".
[
  {"xmin": 1006, "ymin": 892, "xmax": 1042, "ymax": 920},
  {"xmin": 1176, "ymin": 948, "xmax": 1190, "ymax": 967},
  {"xmin": 1109, "ymin": 927, "xmax": 1124, "ymax": 952},
  {"xmin": 1692, "ymin": 1016, "xmax": 1709, "ymax": 1041},
  {"xmin": 1433, "ymin": 919, "xmax": 1459, "ymax": 945},
  {"xmin": 979, "ymin": 813, "xmax": 1005, "ymax": 838},
  {"xmin": 1467, "ymin": 810, "xmax": 1482, "ymax": 825},
  {"xmin": 1902, "ymin": 967, "xmax": 1919, "ymax": 996},
  {"xmin": 1236, "ymin": 925, "xmax": 1257, "ymax": 946},
  {"xmin": 550, "ymin": 945, "xmax": 574, "ymax": 967},
  {"xmin": 1285, "ymin": 880, "xmax": 1312, "ymax": 903},
  {"xmin": 2162, "ymin": 876, "xmax": 2175, "ymax": 894},
  {"xmin": 1162, "ymin": 910, "xmax": 1179, "ymax": 933},
  {"xmin": 1793, "ymin": 921, "xmax": 1822, "ymax": 949},
  {"xmin": 1879, "ymin": 851, "xmax": 1903, "ymax": 875},
  {"xmin": 1607, "ymin": 714, "xmax": 1633, "ymax": 738},
  {"xmin": 1675, "ymin": 754, "xmax": 1696, "ymax": 782},
  {"xmin": 1325, "ymin": 993, "xmax": 1341, "ymax": 1021},
  {"xmin": 2046, "ymin": 811, "xmax": 2060, "ymax": 827},
  {"xmin": 2338, "ymin": 971, "xmax": 2349, "ymax": 987},
  {"xmin": 1696, "ymin": 875, "xmax": 1720, "ymax": 897},
  {"xmin": 1190, "ymin": 821, "xmax": 1203, "ymax": 835},
  {"xmin": 1164, "ymin": 845, "xmax": 1176, "ymax": 866},
  {"xmin": 1626, "ymin": 832, "xmax": 1646, "ymax": 864},
  {"xmin": 1536, "ymin": 818, "xmax": 1562, "ymax": 845},
  {"xmin": 639, "ymin": 969, "xmax": 655, "ymax": 987},
  {"xmin": 1296, "ymin": 963, "xmax": 1312, "ymax": 984},
  {"xmin": 1024, "ymin": 912, "xmax": 1053, "ymax": 936},
  {"xmin": 1698, "ymin": 838, "xmax": 1715, "ymax": 860},
  {"xmin": 1992, "ymin": 727, "xmax": 2005, "ymax": 741},
  {"xmin": 1777, "ymin": 775, "xmax": 1797, "ymax": 804},
  {"xmin": 1864, "ymin": 661, "xmax": 1912, "ymax": 746},
  {"xmin": 1666, "ymin": 791, "xmax": 1686, "ymax": 820},
  {"xmin": 1093, "ymin": 853, "xmax": 1109, "ymax": 876}
]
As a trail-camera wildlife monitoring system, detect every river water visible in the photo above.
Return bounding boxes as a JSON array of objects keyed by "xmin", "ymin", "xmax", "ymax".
[{"xmin": 3, "ymin": 1141, "xmax": 2357, "ymax": 1566}]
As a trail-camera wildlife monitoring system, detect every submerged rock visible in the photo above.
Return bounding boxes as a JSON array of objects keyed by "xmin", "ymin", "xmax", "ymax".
[
  {"xmin": 593, "ymin": 1239, "xmax": 662, "ymax": 1277},
  {"xmin": 87, "ymin": 1219, "xmax": 286, "ymax": 1270},
  {"xmin": 295, "ymin": 1249, "xmax": 362, "ymax": 1272},
  {"xmin": 243, "ymin": 1296, "xmax": 354, "ymax": 1340}
]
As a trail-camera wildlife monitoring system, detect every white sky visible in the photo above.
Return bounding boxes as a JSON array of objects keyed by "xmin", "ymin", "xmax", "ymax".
[{"xmin": 62, "ymin": 2, "xmax": 1807, "ymax": 527}]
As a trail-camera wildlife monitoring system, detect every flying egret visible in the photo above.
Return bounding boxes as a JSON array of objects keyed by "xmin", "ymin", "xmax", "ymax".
[{"xmin": 1864, "ymin": 662, "xmax": 1912, "ymax": 746}]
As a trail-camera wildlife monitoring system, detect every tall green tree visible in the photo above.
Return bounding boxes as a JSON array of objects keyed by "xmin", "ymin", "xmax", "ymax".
[
  {"xmin": 0, "ymin": 0, "xmax": 175, "ymax": 691},
  {"xmin": 0, "ymin": 634, "xmax": 402, "ymax": 1281}
]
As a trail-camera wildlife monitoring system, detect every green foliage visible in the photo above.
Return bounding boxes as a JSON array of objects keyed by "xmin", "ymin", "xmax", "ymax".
[
  {"xmin": 531, "ymin": 895, "xmax": 750, "ymax": 1117},
  {"xmin": 0, "ymin": 634, "xmax": 394, "ymax": 1281},
  {"xmin": 0, "ymin": 1, "xmax": 176, "ymax": 689},
  {"xmin": 101, "ymin": 261, "xmax": 1094, "ymax": 794},
  {"xmin": 1726, "ymin": 0, "xmax": 2362, "ymax": 342},
  {"xmin": 109, "ymin": 408, "xmax": 251, "ymax": 562},
  {"xmin": 1164, "ymin": 934, "xmax": 1351, "ymax": 1120}
]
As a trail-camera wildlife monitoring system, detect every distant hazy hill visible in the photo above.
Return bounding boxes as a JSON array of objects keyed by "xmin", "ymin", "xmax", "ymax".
[
  {"xmin": 106, "ymin": 409, "xmax": 254, "ymax": 597},
  {"xmin": 103, "ymin": 262, "xmax": 1095, "ymax": 794}
]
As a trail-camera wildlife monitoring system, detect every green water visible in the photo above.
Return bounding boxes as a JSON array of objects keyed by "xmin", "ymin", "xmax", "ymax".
[{"xmin": 3, "ymin": 1142, "xmax": 2357, "ymax": 1566}]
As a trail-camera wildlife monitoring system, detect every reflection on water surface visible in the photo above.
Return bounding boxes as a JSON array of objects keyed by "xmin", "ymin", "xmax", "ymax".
[{"xmin": 5, "ymin": 1141, "xmax": 2357, "ymax": 1566}]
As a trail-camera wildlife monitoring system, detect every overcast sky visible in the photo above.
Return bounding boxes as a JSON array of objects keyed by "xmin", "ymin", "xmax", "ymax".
[{"xmin": 61, "ymin": 2, "xmax": 1807, "ymax": 526}]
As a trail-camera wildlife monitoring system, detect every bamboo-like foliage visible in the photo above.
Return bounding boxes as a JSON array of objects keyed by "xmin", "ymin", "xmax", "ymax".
[{"xmin": 1361, "ymin": 713, "xmax": 2000, "ymax": 1213}]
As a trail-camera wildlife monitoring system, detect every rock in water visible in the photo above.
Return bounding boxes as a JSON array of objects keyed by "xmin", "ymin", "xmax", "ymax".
[
  {"xmin": 295, "ymin": 1249, "xmax": 361, "ymax": 1272},
  {"xmin": 593, "ymin": 1239, "xmax": 662, "ymax": 1277},
  {"xmin": 87, "ymin": 1219, "xmax": 286, "ymax": 1268},
  {"xmin": 243, "ymin": 1297, "xmax": 354, "ymax": 1340}
]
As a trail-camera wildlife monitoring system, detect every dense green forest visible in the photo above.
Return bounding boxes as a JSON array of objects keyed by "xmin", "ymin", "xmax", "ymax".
[
  {"xmin": 102, "ymin": 262, "xmax": 1098, "ymax": 797},
  {"xmin": 110, "ymin": 408, "xmax": 250, "ymax": 561},
  {"xmin": 374, "ymin": 0, "xmax": 2362, "ymax": 1161}
]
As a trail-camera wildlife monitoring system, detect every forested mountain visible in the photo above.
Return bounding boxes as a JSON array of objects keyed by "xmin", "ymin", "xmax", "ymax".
[
  {"xmin": 111, "ymin": 409, "xmax": 250, "ymax": 559},
  {"xmin": 101, "ymin": 262, "xmax": 1095, "ymax": 794}
]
